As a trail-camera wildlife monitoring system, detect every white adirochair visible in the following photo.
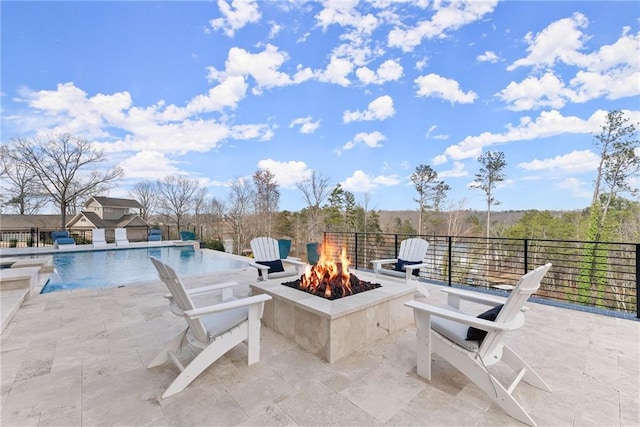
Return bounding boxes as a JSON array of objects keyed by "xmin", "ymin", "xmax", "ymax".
[
  {"xmin": 114, "ymin": 228, "xmax": 129, "ymax": 246},
  {"xmin": 92, "ymin": 228, "xmax": 107, "ymax": 247},
  {"xmin": 148, "ymin": 257, "xmax": 272, "ymax": 398},
  {"xmin": 405, "ymin": 263, "xmax": 553, "ymax": 427},
  {"xmin": 249, "ymin": 237, "xmax": 306, "ymax": 281},
  {"xmin": 371, "ymin": 237, "xmax": 430, "ymax": 284}
]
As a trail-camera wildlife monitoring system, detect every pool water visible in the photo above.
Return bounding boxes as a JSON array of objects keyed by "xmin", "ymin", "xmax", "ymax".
[{"xmin": 41, "ymin": 246, "xmax": 249, "ymax": 293}]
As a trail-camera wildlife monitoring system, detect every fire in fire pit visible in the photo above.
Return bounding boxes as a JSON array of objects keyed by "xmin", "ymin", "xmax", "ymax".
[{"xmin": 282, "ymin": 244, "xmax": 381, "ymax": 300}]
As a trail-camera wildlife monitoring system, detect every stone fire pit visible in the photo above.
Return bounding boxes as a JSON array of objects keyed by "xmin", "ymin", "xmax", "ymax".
[{"xmin": 250, "ymin": 270, "xmax": 415, "ymax": 363}]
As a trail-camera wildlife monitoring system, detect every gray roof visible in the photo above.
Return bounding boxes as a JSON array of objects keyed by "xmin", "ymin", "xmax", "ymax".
[
  {"xmin": 0, "ymin": 214, "xmax": 62, "ymax": 229},
  {"xmin": 88, "ymin": 197, "xmax": 143, "ymax": 209}
]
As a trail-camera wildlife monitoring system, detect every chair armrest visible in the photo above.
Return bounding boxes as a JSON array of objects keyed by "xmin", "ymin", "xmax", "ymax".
[
  {"xmin": 405, "ymin": 300, "xmax": 513, "ymax": 332},
  {"xmin": 248, "ymin": 261, "xmax": 270, "ymax": 281},
  {"xmin": 282, "ymin": 258, "xmax": 307, "ymax": 268},
  {"xmin": 372, "ymin": 258, "xmax": 397, "ymax": 265},
  {"xmin": 440, "ymin": 287, "xmax": 509, "ymax": 309},
  {"xmin": 185, "ymin": 294, "xmax": 272, "ymax": 318},
  {"xmin": 371, "ymin": 258, "xmax": 398, "ymax": 274},
  {"xmin": 402, "ymin": 262, "xmax": 428, "ymax": 276},
  {"xmin": 164, "ymin": 281, "xmax": 243, "ymax": 301}
]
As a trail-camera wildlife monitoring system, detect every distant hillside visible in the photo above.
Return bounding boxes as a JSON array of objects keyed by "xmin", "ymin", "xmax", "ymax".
[{"xmin": 375, "ymin": 209, "xmax": 576, "ymax": 234}]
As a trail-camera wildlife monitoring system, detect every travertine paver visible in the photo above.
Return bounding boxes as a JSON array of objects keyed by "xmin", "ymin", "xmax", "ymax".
[{"xmin": 0, "ymin": 267, "xmax": 638, "ymax": 427}]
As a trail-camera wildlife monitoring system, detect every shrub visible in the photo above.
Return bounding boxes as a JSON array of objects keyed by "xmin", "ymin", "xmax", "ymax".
[{"xmin": 204, "ymin": 239, "xmax": 225, "ymax": 251}]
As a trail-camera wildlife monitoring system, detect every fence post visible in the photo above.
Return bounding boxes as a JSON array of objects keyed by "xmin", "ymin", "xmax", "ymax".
[
  {"xmin": 448, "ymin": 236, "xmax": 452, "ymax": 286},
  {"xmin": 354, "ymin": 232, "xmax": 359, "ymax": 270},
  {"xmin": 394, "ymin": 234, "xmax": 398, "ymax": 258},
  {"xmin": 636, "ymin": 244, "xmax": 640, "ymax": 319},
  {"xmin": 524, "ymin": 239, "xmax": 529, "ymax": 274}
]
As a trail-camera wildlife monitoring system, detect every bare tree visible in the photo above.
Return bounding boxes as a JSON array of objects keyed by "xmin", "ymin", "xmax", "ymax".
[
  {"xmin": 296, "ymin": 170, "xmax": 331, "ymax": 242},
  {"xmin": 192, "ymin": 187, "xmax": 209, "ymax": 232},
  {"xmin": 226, "ymin": 177, "xmax": 255, "ymax": 255},
  {"xmin": 156, "ymin": 175, "xmax": 199, "ymax": 232},
  {"xmin": 10, "ymin": 134, "xmax": 123, "ymax": 228},
  {"xmin": 128, "ymin": 180, "xmax": 159, "ymax": 220},
  {"xmin": 0, "ymin": 143, "xmax": 48, "ymax": 214},
  {"xmin": 591, "ymin": 110, "xmax": 639, "ymax": 234},
  {"xmin": 253, "ymin": 169, "xmax": 280, "ymax": 236},
  {"xmin": 471, "ymin": 151, "xmax": 506, "ymax": 238},
  {"xmin": 411, "ymin": 165, "xmax": 450, "ymax": 234}
]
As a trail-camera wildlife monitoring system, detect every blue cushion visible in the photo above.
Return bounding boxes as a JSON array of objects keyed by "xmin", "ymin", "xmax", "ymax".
[
  {"xmin": 256, "ymin": 259, "xmax": 284, "ymax": 278},
  {"xmin": 466, "ymin": 304, "xmax": 504, "ymax": 342},
  {"xmin": 395, "ymin": 258, "xmax": 420, "ymax": 277}
]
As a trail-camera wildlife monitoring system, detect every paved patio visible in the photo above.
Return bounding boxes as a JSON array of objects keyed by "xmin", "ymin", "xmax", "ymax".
[{"xmin": 1, "ymin": 267, "xmax": 638, "ymax": 426}]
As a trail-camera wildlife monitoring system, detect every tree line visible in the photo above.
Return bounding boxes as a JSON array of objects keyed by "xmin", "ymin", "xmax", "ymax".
[{"xmin": 1, "ymin": 111, "xmax": 638, "ymax": 256}]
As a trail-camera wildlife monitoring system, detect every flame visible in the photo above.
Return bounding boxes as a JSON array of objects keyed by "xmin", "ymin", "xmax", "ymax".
[{"xmin": 300, "ymin": 243, "xmax": 352, "ymax": 298}]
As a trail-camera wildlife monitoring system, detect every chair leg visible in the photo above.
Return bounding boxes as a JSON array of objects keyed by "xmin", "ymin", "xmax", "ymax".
[
  {"xmin": 147, "ymin": 329, "xmax": 187, "ymax": 368},
  {"xmin": 502, "ymin": 344, "xmax": 552, "ymax": 392},
  {"xmin": 435, "ymin": 340, "xmax": 538, "ymax": 427},
  {"xmin": 161, "ymin": 325, "xmax": 248, "ymax": 399}
]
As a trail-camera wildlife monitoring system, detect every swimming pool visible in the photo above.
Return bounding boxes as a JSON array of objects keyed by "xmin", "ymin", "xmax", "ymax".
[{"xmin": 41, "ymin": 246, "xmax": 249, "ymax": 293}]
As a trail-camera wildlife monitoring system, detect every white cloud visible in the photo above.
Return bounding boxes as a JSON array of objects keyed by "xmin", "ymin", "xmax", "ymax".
[
  {"xmin": 222, "ymin": 44, "xmax": 313, "ymax": 94},
  {"xmin": 356, "ymin": 59, "xmax": 403, "ymax": 85},
  {"xmin": 503, "ymin": 16, "xmax": 640, "ymax": 109},
  {"xmin": 438, "ymin": 161, "xmax": 468, "ymax": 178},
  {"xmin": 339, "ymin": 131, "xmax": 386, "ymax": 153},
  {"xmin": 341, "ymin": 170, "xmax": 400, "ymax": 192},
  {"xmin": 432, "ymin": 154, "xmax": 447, "ymax": 166},
  {"xmin": 477, "ymin": 50, "xmax": 499, "ymax": 63},
  {"xmin": 388, "ymin": 0, "xmax": 499, "ymax": 52},
  {"xmin": 498, "ymin": 72, "xmax": 571, "ymax": 111},
  {"xmin": 317, "ymin": 55, "xmax": 354, "ymax": 86},
  {"xmin": 119, "ymin": 151, "xmax": 182, "ymax": 180},
  {"xmin": 415, "ymin": 74, "xmax": 477, "ymax": 104},
  {"xmin": 441, "ymin": 109, "xmax": 611, "ymax": 162},
  {"xmin": 556, "ymin": 177, "xmax": 592, "ymax": 198},
  {"xmin": 257, "ymin": 159, "xmax": 312, "ymax": 188},
  {"xmin": 518, "ymin": 150, "xmax": 600, "ymax": 174},
  {"xmin": 315, "ymin": 0, "xmax": 380, "ymax": 35},
  {"xmin": 289, "ymin": 116, "xmax": 321, "ymax": 134},
  {"xmin": 343, "ymin": 95, "xmax": 395, "ymax": 123},
  {"xmin": 209, "ymin": 0, "xmax": 261, "ymax": 37},
  {"xmin": 507, "ymin": 12, "xmax": 590, "ymax": 71},
  {"xmin": 18, "ymin": 81, "xmax": 276, "ymax": 156}
]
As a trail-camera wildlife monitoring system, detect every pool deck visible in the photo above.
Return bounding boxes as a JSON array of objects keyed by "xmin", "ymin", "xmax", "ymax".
[{"xmin": 1, "ymin": 265, "xmax": 638, "ymax": 426}]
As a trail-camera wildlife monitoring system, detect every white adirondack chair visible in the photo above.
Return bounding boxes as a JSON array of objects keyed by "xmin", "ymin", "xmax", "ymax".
[
  {"xmin": 148, "ymin": 257, "xmax": 272, "ymax": 399},
  {"xmin": 92, "ymin": 228, "xmax": 107, "ymax": 247},
  {"xmin": 371, "ymin": 238, "xmax": 430, "ymax": 284},
  {"xmin": 405, "ymin": 263, "xmax": 553, "ymax": 427},
  {"xmin": 249, "ymin": 237, "xmax": 306, "ymax": 281},
  {"xmin": 114, "ymin": 228, "xmax": 129, "ymax": 246}
]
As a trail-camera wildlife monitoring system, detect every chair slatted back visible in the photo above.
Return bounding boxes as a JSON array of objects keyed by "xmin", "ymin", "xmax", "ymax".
[
  {"xmin": 93, "ymin": 228, "xmax": 106, "ymax": 243},
  {"xmin": 251, "ymin": 237, "xmax": 280, "ymax": 262},
  {"xmin": 399, "ymin": 238, "xmax": 429, "ymax": 262},
  {"xmin": 479, "ymin": 263, "xmax": 552, "ymax": 357},
  {"xmin": 150, "ymin": 257, "xmax": 209, "ymax": 342}
]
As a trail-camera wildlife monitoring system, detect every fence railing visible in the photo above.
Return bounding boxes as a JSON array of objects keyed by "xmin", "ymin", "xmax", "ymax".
[
  {"xmin": 323, "ymin": 232, "xmax": 639, "ymax": 318},
  {"xmin": 0, "ymin": 225, "xmax": 208, "ymax": 248}
]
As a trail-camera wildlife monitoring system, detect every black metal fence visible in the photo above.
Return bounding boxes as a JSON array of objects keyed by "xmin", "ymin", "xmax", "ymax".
[
  {"xmin": 324, "ymin": 232, "xmax": 639, "ymax": 318},
  {"xmin": 0, "ymin": 225, "xmax": 207, "ymax": 248}
]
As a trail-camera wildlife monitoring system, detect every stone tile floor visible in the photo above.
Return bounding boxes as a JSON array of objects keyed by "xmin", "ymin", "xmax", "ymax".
[{"xmin": 1, "ymin": 268, "xmax": 638, "ymax": 426}]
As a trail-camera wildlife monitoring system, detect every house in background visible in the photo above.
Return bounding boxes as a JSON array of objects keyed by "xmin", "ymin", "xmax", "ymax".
[{"xmin": 66, "ymin": 197, "xmax": 150, "ymax": 242}]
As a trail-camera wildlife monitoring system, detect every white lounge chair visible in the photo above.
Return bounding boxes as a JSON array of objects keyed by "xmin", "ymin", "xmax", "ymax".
[
  {"xmin": 371, "ymin": 237, "xmax": 429, "ymax": 284},
  {"xmin": 249, "ymin": 237, "xmax": 306, "ymax": 281},
  {"xmin": 405, "ymin": 263, "xmax": 553, "ymax": 427},
  {"xmin": 114, "ymin": 228, "xmax": 129, "ymax": 246},
  {"xmin": 92, "ymin": 228, "xmax": 107, "ymax": 247},
  {"xmin": 148, "ymin": 257, "xmax": 272, "ymax": 399}
]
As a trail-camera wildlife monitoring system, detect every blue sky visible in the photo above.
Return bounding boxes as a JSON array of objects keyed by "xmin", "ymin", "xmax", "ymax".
[{"xmin": 2, "ymin": 0, "xmax": 639, "ymax": 213}]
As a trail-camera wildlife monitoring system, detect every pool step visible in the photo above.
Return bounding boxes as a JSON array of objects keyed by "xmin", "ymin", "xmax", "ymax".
[{"xmin": 0, "ymin": 288, "xmax": 29, "ymax": 334}]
